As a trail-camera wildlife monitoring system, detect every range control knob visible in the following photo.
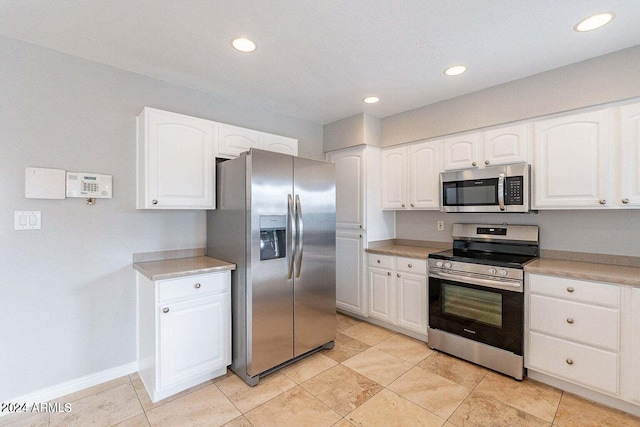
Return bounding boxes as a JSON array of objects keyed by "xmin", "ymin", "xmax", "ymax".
[
  {"xmin": 488, "ymin": 268, "xmax": 497, "ymax": 275},
  {"xmin": 444, "ymin": 262, "xmax": 452, "ymax": 269},
  {"xmin": 436, "ymin": 261, "xmax": 443, "ymax": 268},
  {"xmin": 499, "ymin": 269, "xmax": 508, "ymax": 277}
]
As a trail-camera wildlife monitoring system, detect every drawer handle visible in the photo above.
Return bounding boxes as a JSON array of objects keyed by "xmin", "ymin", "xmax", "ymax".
[
  {"xmin": 377, "ymin": 259, "xmax": 381, "ymax": 264},
  {"xmin": 162, "ymin": 307, "xmax": 169, "ymax": 314},
  {"xmin": 194, "ymin": 283, "xmax": 201, "ymax": 289},
  {"xmin": 566, "ymin": 318, "xmax": 574, "ymax": 324},
  {"xmin": 408, "ymin": 264, "xmax": 412, "ymax": 268},
  {"xmin": 567, "ymin": 287, "xmax": 575, "ymax": 293},
  {"xmin": 566, "ymin": 358, "xmax": 574, "ymax": 365}
]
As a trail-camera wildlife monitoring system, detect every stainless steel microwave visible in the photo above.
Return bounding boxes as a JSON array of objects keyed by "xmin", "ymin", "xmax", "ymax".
[{"xmin": 440, "ymin": 163, "xmax": 531, "ymax": 213}]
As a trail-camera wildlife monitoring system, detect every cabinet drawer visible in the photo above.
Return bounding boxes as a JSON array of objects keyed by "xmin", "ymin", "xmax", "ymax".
[
  {"xmin": 396, "ymin": 257, "xmax": 427, "ymax": 275},
  {"xmin": 158, "ymin": 272, "xmax": 230, "ymax": 303},
  {"xmin": 527, "ymin": 332, "xmax": 618, "ymax": 395},
  {"xmin": 529, "ymin": 294, "xmax": 620, "ymax": 351},
  {"xmin": 368, "ymin": 254, "xmax": 394, "ymax": 269},
  {"xmin": 528, "ymin": 274, "xmax": 620, "ymax": 308}
]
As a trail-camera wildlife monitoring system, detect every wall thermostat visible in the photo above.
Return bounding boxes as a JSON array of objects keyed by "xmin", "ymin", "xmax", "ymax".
[{"xmin": 66, "ymin": 172, "xmax": 113, "ymax": 198}]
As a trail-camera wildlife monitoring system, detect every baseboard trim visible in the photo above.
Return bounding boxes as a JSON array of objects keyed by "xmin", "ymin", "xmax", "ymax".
[{"xmin": 1, "ymin": 362, "xmax": 138, "ymax": 417}]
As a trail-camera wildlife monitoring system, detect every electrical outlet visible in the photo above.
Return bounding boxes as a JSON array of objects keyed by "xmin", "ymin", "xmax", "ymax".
[{"xmin": 437, "ymin": 220, "xmax": 444, "ymax": 231}]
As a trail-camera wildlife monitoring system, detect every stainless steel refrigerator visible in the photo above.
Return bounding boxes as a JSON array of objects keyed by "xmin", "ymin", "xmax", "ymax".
[{"xmin": 207, "ymin": 149, "xmax": 336, "ymax": 386}]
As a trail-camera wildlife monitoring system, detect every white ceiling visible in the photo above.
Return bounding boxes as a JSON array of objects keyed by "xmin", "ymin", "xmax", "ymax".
[{"xmin": 2, "ymin": 1, "xmax": 640, "ymax": 125}]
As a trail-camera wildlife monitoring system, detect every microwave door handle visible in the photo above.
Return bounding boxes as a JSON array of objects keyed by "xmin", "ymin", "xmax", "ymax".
[
  {"xmin": 287, "ymin": 194, "xmax": 295, "ymax": 279},
  {"xmin": 498, "ymin": 173, "xmax": 505, "ymax": 211},
  {"xmin": 295, "ymin": 195, "xmax": 304, "ymax": 278}
]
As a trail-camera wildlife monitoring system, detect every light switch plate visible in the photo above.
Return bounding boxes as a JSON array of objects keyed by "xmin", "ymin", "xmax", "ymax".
[{"xmin": 15, "ymin": 211, "xmax": 41, "ymax": 230}]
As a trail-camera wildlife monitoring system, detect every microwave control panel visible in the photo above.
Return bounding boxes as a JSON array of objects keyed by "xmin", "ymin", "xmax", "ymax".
[{"xmin": 504, "ymin": 176, "xmax": 523, "ymax": 205}]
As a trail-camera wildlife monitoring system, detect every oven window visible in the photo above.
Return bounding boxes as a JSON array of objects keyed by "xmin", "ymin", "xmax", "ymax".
[{"xmin": 442, "ymin": 283, "xmax": 502, "ymax": 327}]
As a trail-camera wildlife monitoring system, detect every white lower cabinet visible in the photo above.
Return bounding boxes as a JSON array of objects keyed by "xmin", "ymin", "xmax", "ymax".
[
  {"xmin": 526, "ymin": 274, "xmax": 620, "ymax": 394},
  {"xmin": 336, "ymin": 230, "xmax": 366, "ymax": 316},
  {"xmin": 137, "ymin": 271, "xmax": 231, "ymax": 402},
  {"xmin": 367, "ymin": 254, "xmax": 427, "ymax": 337},
  {"xmin": 630, "ymin": 287, "xmax": 640, "ymax": 404}
]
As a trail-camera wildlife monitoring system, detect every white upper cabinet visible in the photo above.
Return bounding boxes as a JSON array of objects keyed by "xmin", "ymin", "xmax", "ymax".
[
  {"xmin": 532, "ymin": 109, "xmax": 613, "ymax": 209},
  {"xmin": 262, "ymin": 133, "xmax": 298, "ymax": 156},
  {"xmin": 381, "ymin": 147, "xmax": 407, "ymax": 209},
  {"xmin": 137, "ymin": 108, "xmax": 215, "ymax": 209},
  {"xmin": 619, "ymin": 103, "xmax": 640, "ymax": 208},
  {"xmin": 217, "ymin": 124, "xmax": 298, "ymax": 159},
  {"xmin": 217, "ymin": 124, "xmax": 262, "ymax": 158},
  {"xmin": 443, "ymin": 134, "xmax": 480, "ymax": 170},
  {"xmin": 381, "ymin": 140, "xmax": 440, "ymax": 210},
  {"xmin": 326, "ymin": 146, "xmax": 365, "ymax": 229},
  {"xmin": 482, "ymin": 123, "xmax": 530, "ymax": 167}
]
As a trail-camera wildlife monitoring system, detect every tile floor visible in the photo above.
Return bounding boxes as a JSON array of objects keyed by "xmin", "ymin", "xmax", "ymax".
[{"xmin": 2, "ymin": 313, "xmax": 639, "ymax": 427}]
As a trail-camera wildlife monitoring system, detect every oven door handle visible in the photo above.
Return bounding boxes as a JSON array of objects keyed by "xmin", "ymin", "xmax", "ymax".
[
  {"xmin": 429, "ymin": 270, "xmax": 523, "ymax": 292},
  {"xmin": 498, "ymin": 173, "xmax": 505, "ymax": 211}
]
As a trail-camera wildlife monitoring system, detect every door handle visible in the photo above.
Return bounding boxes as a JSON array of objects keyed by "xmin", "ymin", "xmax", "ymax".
[
  {"xmin": 295, "ymin": 195, "xmax": 304, "ymax": 278},
  {"xmin": 498, "ymin": 172, "xmax": 505, "ymax": 211},
  {"xmin": 287, "ymin": 194, "xmax": 295, "ymax": 279}
]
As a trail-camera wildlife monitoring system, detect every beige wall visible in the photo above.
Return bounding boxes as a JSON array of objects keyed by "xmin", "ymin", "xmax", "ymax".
[
  {"xmin": 323, "ymin": 113, "xmax": 381, "ymax": 152},
  {"xmin": 382, "ymin": 45, "xmax": 640, "ymax": 146}
]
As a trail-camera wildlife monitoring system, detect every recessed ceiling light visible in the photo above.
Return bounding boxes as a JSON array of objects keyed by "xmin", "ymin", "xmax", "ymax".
[
  {"xmin": 363, "ymin": 96, "xmax": 380, "ymax": 104},
  {"xmin": 574, "ymin": 12, "xmax": 615, "ymax": 32},
  {"xmin": 444, "ymin": 65, "xmax": 467, "ymax": 76},
  {"xmin": 231, "ymin": 37, "xmax": 257, "ymax": 53}
]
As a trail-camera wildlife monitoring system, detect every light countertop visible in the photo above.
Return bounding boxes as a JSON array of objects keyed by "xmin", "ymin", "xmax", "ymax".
[
  {"xmin": 133, "ymin": 256, "xmax": 236, "ymax": 281},
  {"xmin": 525, "ymin": 258, "xmax": 640, "ymax": 287},
  {"xmin": 365, "ymin": 245, "xmax": 445, "ymax": 259}
]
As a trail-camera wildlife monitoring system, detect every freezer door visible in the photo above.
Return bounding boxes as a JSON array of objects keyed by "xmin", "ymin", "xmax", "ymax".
[
  {"xmin": 293, "ymin": 157, "xmax": 336, "ymax": 357},
  {"xmin": 248, "ymin": 150, "xmax": 294, "ymax": 376}
]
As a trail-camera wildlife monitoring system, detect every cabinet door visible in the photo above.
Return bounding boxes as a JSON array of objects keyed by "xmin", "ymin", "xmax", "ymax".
[
  {"xmin": 263, "ymin": 133, "xmax": 298, "ymax": 156},
  {"xmin": 532, "ymin": 109, "xmax": 613, "ymax": 209},
  {"xmin": 368, "ymin": 267, "xmax": 395, "ymax": 323},
  {"xmin": 409, "ymin": 141, "xmax": 440, "ymax": 209},
  {"xmin": 327, "ymin": 147, "xmax": 365, "ymax": 229},
  {"xmin": 217, "ymin": 124, "xmax": 262, "ymax": 158},
  {"xmin": 619, "ymin": 103, "xmax": 640, "ymax": 208},
  {"xmin": 336, "ymin": 231, "xmax": 365, "ymax": 316},
  {"xmin": 381, "ymin": 147, "xmax": 407, "ymax": 209},
  {"xmin": 483, "ymin": 124, "xmax": 529, "ymax": 167},
  {"xmin": 630, "ymin": 288, "xmax": 640, "ymax": 403},
  {"xmin": 144, "ymin": 109, "xmax": 215, "ymax": 209},
  {"xmin": 397, "ymin": 272, "xmax": 427, "ymax": 334},
  {"xmin": 443, "ymin": 134, "xmax": 479, "ymax": 170},
  {"xmin": 159, "ymin": 293, "xmax": 230, "ymax": 389}
]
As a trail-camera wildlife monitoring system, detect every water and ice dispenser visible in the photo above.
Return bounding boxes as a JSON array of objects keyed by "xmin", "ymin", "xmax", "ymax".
[{"xmin": 259, "ymin": 215, "xmax": 287, "ymax": 261}]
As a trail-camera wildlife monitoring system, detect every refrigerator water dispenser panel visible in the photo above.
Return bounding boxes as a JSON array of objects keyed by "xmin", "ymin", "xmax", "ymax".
[{"xmin": 259, "ymin": 215, "xmax": 286, "ymax": 261}]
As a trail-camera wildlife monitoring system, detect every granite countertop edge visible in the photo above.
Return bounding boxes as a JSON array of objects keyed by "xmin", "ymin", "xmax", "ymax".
[
  {"xmin": 365, "ymin": 245, "xmax": 445, "ymax": 259},
  {"xmin": 133, "ymin": 256, "xmax": 236, "ymax": 281},
  {"xmin": 524, "ymin": 258, "xmax": 640, "ymax": 287}
]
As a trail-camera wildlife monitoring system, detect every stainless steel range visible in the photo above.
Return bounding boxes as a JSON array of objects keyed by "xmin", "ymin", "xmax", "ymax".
[{"xmin": 427, "ymin": 223, "xmax": 539, "ymax": 380}]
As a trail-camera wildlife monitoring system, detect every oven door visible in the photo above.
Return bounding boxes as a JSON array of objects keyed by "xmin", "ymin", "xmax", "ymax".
[{"xmin": 428, "ymin": 274, "xmax": 523, "ymax": 355}]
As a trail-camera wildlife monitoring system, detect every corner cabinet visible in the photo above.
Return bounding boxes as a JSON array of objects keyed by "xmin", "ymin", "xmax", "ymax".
[
  {"xmin": 137, "ymin": 108, "xmax": 215, "ymax": 209},
  {"xmin": 137, "ymin": 270, "xmax": 231, "ymax": 403},
  {"xmin": 381, "ymin": 140, "xmax": 441, "ymax": 210}
]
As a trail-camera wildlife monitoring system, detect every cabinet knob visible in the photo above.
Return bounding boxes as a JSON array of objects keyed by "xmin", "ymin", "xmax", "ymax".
[
  {"xmin": 377, "ymin": 259, "xmax": 381, "ymax": 264},
  {"xmin": 408, "ymin": 264, "xmax": 412, "ymax": 268},
  {"xmin": 194, "ymin": 283, "xmax": 201, "ymax": 289},
  {"xmin": 567, "ymin": 287, "xmax": 574, "ymax": 293},
  {"xmin": 566, "ymin": 358, "xmax": 574, "ymax": 365},
  {"xmin": 401, "ymin": 203, "xmax": 406, "ymax": 208},
  {"xmin": 152, "ymin": 199, "xmax": 158, "ymax": 205},
  {"xmin": 387, "ymin": 272, "xmax": 391, "ymax": 276},
  {"xmin": 472, "ymin": 162, "xmax": 477, "ymax": 167},
  {"xmin": 410, "ymin": 203, "xmax": 414, "ymax": 207},
  {"xmin": 599, "ymin": 199, "xmax": 606, "ymax": 205},
  {"xmin": 622, "ymin": 198, "xmax": 630, "ymax": 204},
  {"xmin": 162, "ymin": 307, "xmax": 169, "ymax": 313},
  {"xmin": 397, "ymin": 273, "xmax": 401, "ymax": 277},
  {"xmin": 566, "ymin": 318, "xmax": 574, "ymax": 324},
  {"xmin": 360, "ymin": 225, "xmax": 363, "ymax": 229},
  {"xmin": 359, "ymin": 234, "xmax": 363, "ymax": 238},
  {"xmin": 484, "ymin": 160, "xmax": 490, "ymax": 165}
]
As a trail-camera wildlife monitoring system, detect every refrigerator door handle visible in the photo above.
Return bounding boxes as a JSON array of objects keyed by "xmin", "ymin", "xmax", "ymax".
[
  {"xmin": 287, "ymin": 194, "xmax": 296, "ymax": 279},
  {"xmin": 295, "ymin": 195, "xmax": 304, "ymax": 278}
]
